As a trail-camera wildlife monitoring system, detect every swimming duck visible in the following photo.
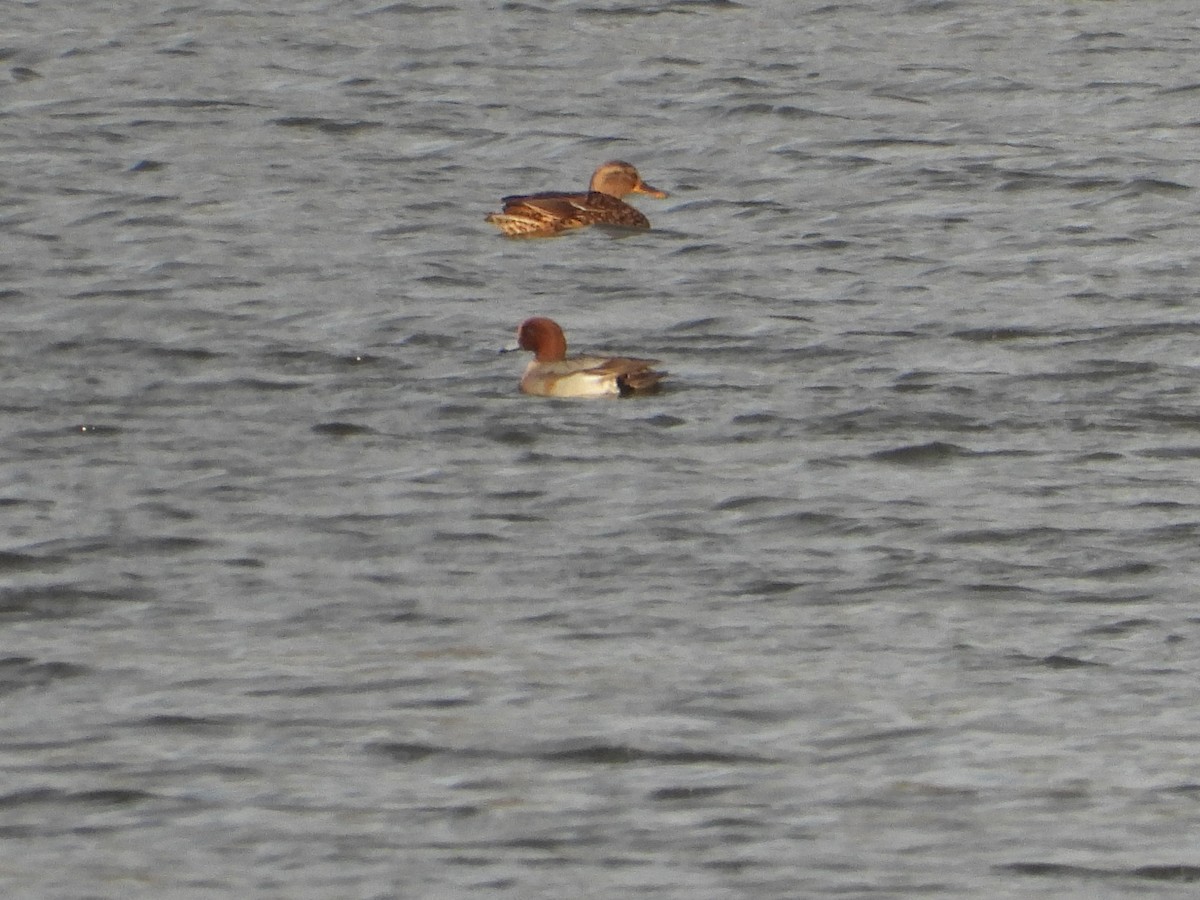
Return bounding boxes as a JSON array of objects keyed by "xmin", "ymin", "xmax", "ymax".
[
  {"xmin": 486, "ymin": 161, "xmax": 668, "ymax": 237},
  {"xmin": 514, "ymin": 317, "xmax": 667, "ymax": 398}
]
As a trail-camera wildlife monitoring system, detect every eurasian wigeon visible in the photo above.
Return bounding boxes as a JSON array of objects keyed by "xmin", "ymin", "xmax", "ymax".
[
  {"xmin": 486, "ymin": 161, "xmax": 668, "ymax": 237},
  {"xmin": 514, "ymin": 317, "xmax": 667, "ymax": 398}
]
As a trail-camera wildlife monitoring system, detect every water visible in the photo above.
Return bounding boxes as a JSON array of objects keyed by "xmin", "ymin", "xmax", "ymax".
[{"xmin": 4, "ymin": 1, "xmax": 1200, "ymax": 897}]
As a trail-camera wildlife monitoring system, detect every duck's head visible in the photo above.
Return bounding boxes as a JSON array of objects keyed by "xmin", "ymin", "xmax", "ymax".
[
  {"xmin": 589, "ymin": 161, "xmax": 668, "ymax": 200},
  {"xmin": 517, "ymin": 317, "xmax": 568, "ymax": 362}
]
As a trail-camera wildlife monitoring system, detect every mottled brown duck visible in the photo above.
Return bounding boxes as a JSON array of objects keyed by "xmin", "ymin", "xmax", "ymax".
[{"xmin": 486, "ymin": 161, "xmax": 668, "ymax": 237}]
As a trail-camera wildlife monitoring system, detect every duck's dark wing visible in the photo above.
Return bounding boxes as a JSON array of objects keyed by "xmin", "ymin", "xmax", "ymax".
[
  {"xmin": 585, "ymin": 356, "xmax": 666, "ymax": 395},
  {"xmin": 499, "ymin": 192, "xmax": 589, "ymax": 218},
  {"xmin": 500, "ymin": 191, "xmax": 651, "ymax": 229}
]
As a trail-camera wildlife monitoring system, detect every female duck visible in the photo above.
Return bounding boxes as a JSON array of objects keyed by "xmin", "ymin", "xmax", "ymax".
[
  {"xmin": 486, "ymin": 161, "xmax": 668, "ymax": 237},
  {"xmin": 514, "ymin": 317, "xmax": 666, "ymax": 398}
]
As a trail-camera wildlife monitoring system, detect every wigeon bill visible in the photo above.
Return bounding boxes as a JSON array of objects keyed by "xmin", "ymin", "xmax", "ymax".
[
  {"xmin": 486, "ymin": 161, "xmax": 669, "ymax": 238},
  {"xmin": 514, "ymin": 317, "xmax": 667, "ymax": 398}
]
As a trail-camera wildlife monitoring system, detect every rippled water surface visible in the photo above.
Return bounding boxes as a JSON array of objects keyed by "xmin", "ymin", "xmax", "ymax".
[{"xmin": 4, "ymin": 1, "xmax": 1200, "ymax": 897}]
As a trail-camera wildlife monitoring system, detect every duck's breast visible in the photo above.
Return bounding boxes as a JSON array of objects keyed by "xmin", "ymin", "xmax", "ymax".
[{"xmin": 521, "ymin": 357, "xmax": 623, "ymax": 397}]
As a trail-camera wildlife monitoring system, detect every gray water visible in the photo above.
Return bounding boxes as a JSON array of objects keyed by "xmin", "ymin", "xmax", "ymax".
[{"xmin": 4, "ymin": 1, "xmax": 1200, "ymax": 897}]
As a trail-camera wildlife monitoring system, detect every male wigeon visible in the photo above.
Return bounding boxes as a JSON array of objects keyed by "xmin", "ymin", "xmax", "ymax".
[
  {"xmin": 514, "ymin": 317, "xmax": 667, "ymax": 398},
  {"xmin": 486, "ymin": 161, "xmax": 668, "ymax": 237}
]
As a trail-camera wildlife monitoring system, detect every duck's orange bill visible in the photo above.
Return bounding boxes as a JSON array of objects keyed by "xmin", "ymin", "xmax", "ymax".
[{"xmin": 633, "ymin": 182, "xmax": 668, "ymax": 198}]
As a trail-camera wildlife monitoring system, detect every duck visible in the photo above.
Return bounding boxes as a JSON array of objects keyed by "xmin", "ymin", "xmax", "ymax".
[
  {"xmin": 486, "ymin": 161, "xmax": 668, "ymax": 237},
  {"xmin": 513, "ymin": 317, "xmax": 667, "ymax": 398}
]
